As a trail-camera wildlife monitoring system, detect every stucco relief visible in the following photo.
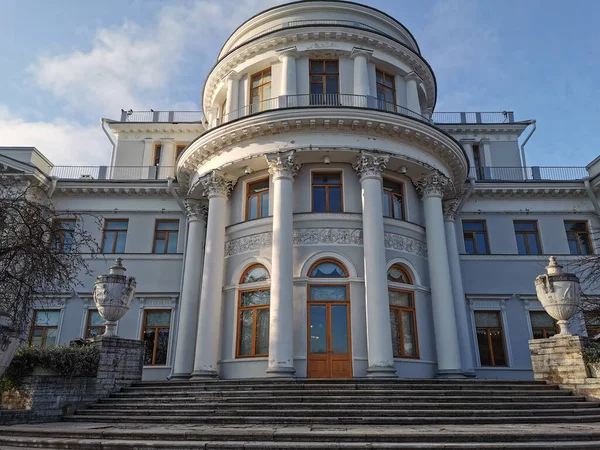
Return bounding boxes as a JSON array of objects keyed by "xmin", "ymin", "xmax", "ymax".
[{"xmin": 224, "ymin": 228, "xmax": 427, "ymax": 257}]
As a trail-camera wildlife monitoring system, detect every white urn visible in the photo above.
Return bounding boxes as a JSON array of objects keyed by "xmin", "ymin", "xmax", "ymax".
[
  {"xmin": 0, "ymin": 310, "xmax": 21, "ymax": 378},
  {"xmin": 535, "ymin": 256, "xmax": 581, "ymax": 336},
  {"xmin": 92, "ymin": 258, "xmax": 136, "ymax": 337}
]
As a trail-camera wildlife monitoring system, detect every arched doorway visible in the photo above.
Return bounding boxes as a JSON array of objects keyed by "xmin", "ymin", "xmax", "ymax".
[{"xmin": 307, "ymin": 259, "xmax": 352, "ymax": 378}]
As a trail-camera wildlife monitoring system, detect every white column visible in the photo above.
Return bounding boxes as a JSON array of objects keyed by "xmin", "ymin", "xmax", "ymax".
[
  {"xmin": 160, "ymin": 139, "xmax": 176, "ymax": 178},
  {"xmin": 278, "ymin": 47, "xmax": 298, "ymax": 97},
  {"xmin": 265, "ymin": 152, "xmax": 299, "ymax": 377},
  {"xmin": 206, "ymin": 107, "xmax": 218, "ymax": 129},
  {"xmin": 481, "ymin": 139, "xmax": 492, "ymax": 168},
  {"xmin": 351, "ymin": 47, "xmax": 373, "ymax": 108},
  {"xmin": 353, "ymin": 152, "xmax": 397, "ymax": 377},
  {"xmin": 142, "ymin": 138, "xmax": 154, "ymax": 166},
  {"xmin": 405, "ymin": 72, "xmax": 422, "ymax": 115},
  {"xmin": 223, "ymin": 71, "xmax": 240, "ymax": 122},
  {"xmin": 443, "ymin": 200, "xmax": 476, "ymax": 376},
  {"xmin": 414, "ymin": 171, "xmax": 463, "ymax": 378},
  {"xmin": 171, "ymin": 200, "xmax": 208, "ymax": 380},
  {"xmin": 190, "ymin": 171, "xmax": 236, "ymax": 379}
]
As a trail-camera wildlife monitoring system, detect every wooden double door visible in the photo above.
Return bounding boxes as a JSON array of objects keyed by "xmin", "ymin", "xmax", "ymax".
[{"xmin": 307, "ymin": 284, "xmax": 352, "ymax": 378}]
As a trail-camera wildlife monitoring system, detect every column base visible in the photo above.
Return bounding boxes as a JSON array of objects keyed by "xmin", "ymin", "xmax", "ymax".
[
  {"xmin": 169, "ymin": 372, "xmax": 192, "ymax": 381},
  {"xmin": 366, "ymin": 365, "xmax": 398, "ymax": 378},
  {"xmin": 463, "ymin": 371, "xmax": 477, "ymax": 378},
  {"xmin": 436, "ymin": 369, "xmax": 466, "ymax": 379},
  {"xmin": 189, "ymin": 369, "xmax": 219, "ymax": 380},
  {"xmin": 266, "ymin": 366, "xmax": 296, "ymax": 378}
]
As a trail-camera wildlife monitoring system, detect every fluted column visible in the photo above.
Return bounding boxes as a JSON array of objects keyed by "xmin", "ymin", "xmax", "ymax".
[
  {"xmin": 265, "ymin": 151, "xmax": 300, "ymax": 377},
  {"xmin": 405, "ymin": 72, "xmax": 422, "ymax": 115},
  {"xmin": 414, "ymin": 172, "xmax": 463, "ymax": 378},
  {"xmin": 191, "ymin": 171, "xmax": 236, "ymax": 379},
  {"xmin": 171, "ymin": 200, "xmax": 208, "ymax": 380},
  {"xmin": 351, "ymin": 47, "xmax": 373, "ymax": 108},
  {"xmin": 443, "ymin": 200, "xmax": 476, "ymax": 376},
  {"xmin": 223, "ymin": 71, "xmax": 240, "ymax": 122},
  {"xmin": 353, "ymin": 152, "xmax": 397, "ymax": 377}
]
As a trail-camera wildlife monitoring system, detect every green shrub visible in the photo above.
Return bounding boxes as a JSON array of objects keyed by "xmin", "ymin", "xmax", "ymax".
[
  {"xmin": 582, "ymin": 341, "xmax": 600, "ymax": 366},
  {"xmin": 1, "ymin": 344, "xmax": 100, "ymax": 392}
]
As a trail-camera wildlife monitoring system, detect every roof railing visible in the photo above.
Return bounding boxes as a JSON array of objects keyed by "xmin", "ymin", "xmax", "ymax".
[
  {"xmin": 119, "ymin": 110, "xmax": 205, "ymax": 123},
  {"xmin": 470, "ymin": 166, "xmax": 587, "ymax": 182},
  {"xmin": 432, "ymin": 111, "xmax": 514, "ymax": 124},
  {"xmin": 50, "ymin": 166, "xmax": 175, "ymax": 180}
]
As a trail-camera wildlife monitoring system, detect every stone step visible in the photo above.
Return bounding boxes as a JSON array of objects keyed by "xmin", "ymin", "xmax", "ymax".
[{"xmin": 76, "ymin": 407, "xmax": 600, "ymax": 418}]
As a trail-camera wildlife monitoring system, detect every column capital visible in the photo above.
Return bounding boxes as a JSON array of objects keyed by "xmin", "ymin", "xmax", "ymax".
[
  {"xmin": 200, "ymin": 170, "xmax": 237, "ymax": 199},
  {"xmin": 414, "ymin": 171, "xmax": 454, "ymax": 199},
  {"xmin": 277, "ymin": 46, "xmax": 299, "ymax": 61},
  {"xmin": 442, "ymin": 199, "xmax": 460, "ymax": 222},
  {"xmin": 350, "ymin": 47, "xmax": 373, "ymax": 61},
  {"xmin": 266, "ymin": 151, "xmax": 301, "ymax": 180},
  {"xmin": 221, "ymin": 70, "xmax": 240, "ymax": 82},
  {"xmin": 160, "ymin": 138, "xmax": 176, "ymax": 146},
  {"xmin": 404, "ymin": 71, "xmax": 422, "ymax": 83},
  {"xmin": 353, "ymin": 151, "xmax": 389, "ymax": 181},
  {"xmin": 184, "ymin": 199, "xmax": 208, "ymax": 223},
  {"xmin": 144, "ymin": 138, "xmax": 155, "ymax": 143}
]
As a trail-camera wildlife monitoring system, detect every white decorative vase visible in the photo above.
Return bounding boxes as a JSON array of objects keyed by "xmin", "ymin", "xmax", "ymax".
[
  {"xmin": 0, "ymin": 310, "xmax": 21, "ymax": 379},
  {"xmin": 535, "ymin": 256, "xmax": 581, "ymax": 336},
  {"xmin": 92, "ymin": 258, "xmax": 136, "ymax": 337}
]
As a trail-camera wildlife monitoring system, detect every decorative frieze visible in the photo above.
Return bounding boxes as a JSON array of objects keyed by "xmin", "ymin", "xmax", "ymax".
[
  {"xmin": 353, "ymin": 152, "xmax": 389, "ymax": 181},
  {"xmin": 414, "ymin": 171, "xmax": 454, "ymax": 199},
  {"xmin": 184, "ymin": 199, "xmax": 208, "ymax": 222},
  {"xmin": 383, "ymin": 233, "xmax": 428, "ymax": 258},
  {"xmin": 200, "ymin": 170, "xmax": 236, "ymax": 199},
  {"xmin": 225, "ymin": 232, "xmax": 273, "ymax": 257},
  {"xmin": 266, "ymin": 152, "xmax": 300, "ymax": 180},
  {"xmin": 293, "ymin": 228, "xmax": 363, "ymax": 246}
]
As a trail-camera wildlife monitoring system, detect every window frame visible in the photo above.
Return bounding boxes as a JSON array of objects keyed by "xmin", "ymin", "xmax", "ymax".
[
  {"xmin": 376, "ymin": 68, "xmax": 396, "ymax": 111},
  {"xmin": 382, "ymin": 178, "xmax": 405, "ymax": 220},
  {"xmin": 514, "ymin": 220, "xmax": 542, "ymax": 255},
  {"xmin": 101, "ymin": 219, "xmax": 129, "ymax": 254},
  {"xmin": 473, "ymin": 310, "xmax": 508, "ymax": 367},
  {"xmin": 462, "ymin": 220, "xmax": 490, "ymax": 255},
  {"xmin": 153, "ymin": 144, "xmax": 162, "ymax": 167},
  {"xmin": 311, "ymin": 171, "xmax": 344, "ymax": 213},
  {"xmin": 308, "ymin": 258, "xmax": 349, "ymax": 278},
  {"xmin": 52, "ymin": 218, "xmax": 76, "ymax": 253},
  {"xmin": 175, "ymin": 145, "xmax": 186, "ymax": 161},
  {"xmin": 141, "ymin": 309, "xmax": 172, "ymax": 366},
  {"xmin": 236, "ymin": 264, "xmax": 271, "ymax": 359},
  {"xmin": 245, "ymin": 177, "xmax": 270, "ymax": 221},
  {"xmin": 528, "ymin": 310, "xmax": 558, "ymax": 339},
  {"xmin": 249, "ymin": 67, "xmax": 272, "ymax": 113},
  {"xmin": 388, "ymin": 287, "xmax": 419, "ymax": 359},
  {"xmin": 565, "ymin": 220, "xmax": 592, "ymax": 255},
  {"xmin": 85, "ymin": 309, "xmax": 104, "ymax": 339},
  {"xmin": 152, "ymin": 219, "xmax": 180, "ymax": 254},
  {"xmin": 309, "ymin": 59, "xmax": 340, "ymax": 104},
  {"xmin": 28, "ymin": 309, "xmax": 61, "ymax": 347}
]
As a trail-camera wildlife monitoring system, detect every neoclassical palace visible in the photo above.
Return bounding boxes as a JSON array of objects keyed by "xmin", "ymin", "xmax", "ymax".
[{"xmin": 2, "ymin": 0, "xmax": 599, "ymax": 380}]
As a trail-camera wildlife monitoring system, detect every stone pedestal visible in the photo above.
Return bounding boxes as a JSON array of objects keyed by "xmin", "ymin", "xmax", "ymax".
[{"xmin": 529, "ymin": 335, "xmax": 589, "ymax": 384}]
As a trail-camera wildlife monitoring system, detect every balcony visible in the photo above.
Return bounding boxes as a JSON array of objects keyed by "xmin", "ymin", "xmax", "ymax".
[
  {"xmin": 50, "ymin": 166, "xmax": 175, "ymax": 180},
  {"xmin": 433, "ymin": 111, "xmax": 515, "ymax": 124},
  {"xmin": 470, "ymin": 166, "xmax": 587, "ymax": 182},
  {"xmin": 119, "ymin": 110, "xmax": 205, "ymax": 123}
]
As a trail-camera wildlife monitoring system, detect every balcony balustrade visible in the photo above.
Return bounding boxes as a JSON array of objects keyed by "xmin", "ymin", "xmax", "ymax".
[
  {"xmin": 50, "ymin": 166, "xmax": 175, "ymax": 181},
  {"xmin": 469, "ymin": 166, "xmax": 587, "ymax": 182},
  {"xmin": 119, "ymin": 110, "xmax": 205, "ymax": 123}
]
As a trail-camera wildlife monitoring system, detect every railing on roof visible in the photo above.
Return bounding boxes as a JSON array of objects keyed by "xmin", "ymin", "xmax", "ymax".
[
  {"xmin": 432, "ymin": 111, "xmax": 514, "ymax": 124},
  {"xmin": 470, "ymin": 166, "xmax": 587, "ymax": 182},
  {"xmin": 119, "ymin": 110, "xmax": 205, "ymax": 123},
  {"xmin": 50, "ymin": 166, "xmax": 175, "ymax": 180}
]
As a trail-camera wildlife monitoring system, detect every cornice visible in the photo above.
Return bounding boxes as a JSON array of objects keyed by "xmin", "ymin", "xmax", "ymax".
[
  {"xmin": 470, "ymin": 182, "xmax": 587, "ymax": 199},
  {"xmin": 204, "ymin": 28, "xmax": 435, "ymax": 114},
  {"xmin": 55, "ymin": 182, "xmax": 172, "ymax": 197},
  {"xmin": 107, "ymin": 122, "xmax": 206, "ymax": 134},
  {"xmin": 178, "ymin": 108, "xmax": 467, "ymax": 190},
  {"xmin": 436, "ymin": 123, "xmax": 529, "ymax": 135}
]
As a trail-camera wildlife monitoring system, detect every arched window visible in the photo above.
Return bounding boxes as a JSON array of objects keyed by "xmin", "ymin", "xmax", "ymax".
[
  {"xmin": 237, "ymin": 264, "xmax": 270, "ymax": 358},
  {"xmin": 309, "ymin": 259, "xmax": 348, "ymax": 278},
  {"xmin": 387, "ymin": 264, "xmax": 418, "ymax": 359}
]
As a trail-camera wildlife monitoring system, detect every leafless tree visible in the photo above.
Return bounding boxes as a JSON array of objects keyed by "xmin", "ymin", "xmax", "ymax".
[{"xmin": 570, "ymin": 229, "xmax": 600, "ymax": 334}]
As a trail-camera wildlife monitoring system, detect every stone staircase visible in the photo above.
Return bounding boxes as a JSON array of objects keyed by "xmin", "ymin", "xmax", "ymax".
[{"xmin": 3, "ymin": 379, "xmax": 600, "ymax": 448}]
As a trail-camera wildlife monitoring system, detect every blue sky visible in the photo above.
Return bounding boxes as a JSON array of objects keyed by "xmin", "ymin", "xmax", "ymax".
[{"xmin": 0, "ymin": 0, "xmax": 598, "ymax": 167}]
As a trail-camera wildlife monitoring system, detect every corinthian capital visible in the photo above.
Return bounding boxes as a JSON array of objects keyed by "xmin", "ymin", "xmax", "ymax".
[
  {"xmin": 353, "ymin": 152, "xmax": 389, "ymax": 181},
  {"xmin": 200, "ymin": 170, "xmax": 236, "ymax": 199},
  {"xmin": 414, "ymin": 171, "xmax": 453, "ymax": 199},
  {"xmin": 442, "ymin": 199, "xmax": 459, "ymax": 222},
  {"xmin": 266, "ymin": 151, "xmax": 300, "ymax": 180},
  {"xmin": 184, "ymin": 199, "xmax": 208, "ymax": 222}
]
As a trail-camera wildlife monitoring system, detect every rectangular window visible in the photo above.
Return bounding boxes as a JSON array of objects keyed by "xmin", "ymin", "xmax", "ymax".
[
  {"xmin": 175, "ymin": 145, "xmax": 185, "ymax": 160},
  {"xmin": 565, "ymin": 221, "xmax": 592, "ymax": 255},
  {"xmin": 101, "ymin": 219, "xmax": 128, "ymax": 253},
  {"xmin": 382, "ymin": 179, "xmax": 404, "ymax": 219},
  {"xmin": 463, "ymin": 220, "xmax": 489, "ymax": 255},
  {"xmin": 153, "ymin": 220, "xmax": 179, "ymax": 254},
  {"xmin": 141, "ymin": 310, "xmax": 172, "ymax": 366},
  {"xmin": 474, "ymin": 311, "xmax": 507, "ymax": 366},
  {"xmin": 250, "ymin": 68, "xmax": 272, "ymax": 113},
  {"xmin": 389, "ymin": 289, "xmax": 418, "ymax": 358},
  {"xmin": 153, "ymin": 144, "xmax": 162, "ymax": 167},
  {"xmin": 309, "ymin": 60, "xmax": 339, "ymax": 105},
  {"xmin": 237, "ymin": 289, "xmax": 270, "ymax": 357},
  {"xmin": 376, "ymin": 69, "xmax": 396, "ymax": 112},
  {"xmin": 529, "ymin": 311, "xmax": 557, "ymax": 339},
  {"xmin": 312, "ymin": 172, "xmax": 343, "ymax": 213},
  {"xmin": 514, "ymin": 221, "xmax": 542, "ymax": 255},
  {"xmin": 246, "ymin": 178, "xmax": 270, "ymax": 220},
  {"xmin": 85, "ymin": 309, "xmax": 104, "ymax": 339},
  {"xmin": 29, "ymin": 310, "xmax": 61, "ymax": 347},
  {"xmin": 52, "ymin": 218, "xmax": 76, "ymax": 253}
]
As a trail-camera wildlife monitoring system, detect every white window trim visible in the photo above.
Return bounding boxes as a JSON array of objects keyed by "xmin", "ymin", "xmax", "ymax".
[
  {"xmin": 310, "ymin": 168, "xmax": 345, "ymax": 214},
  {"xmin": 242, "ymin": 173, "xmax": 272, "ymax": 221},
  {"xmin": 31, "ymin": 296, "xmax": 68, "ymax": 346},
  {"xmin": 468, "ymin": 297, "xmax": 513, "ymax": 368},
  {"xmin": 137, "ymin": 296, "xmax": 178, "ymax": 368},
  {"xmin": 381, "ymin": 174, "xmax": 409, "ymax": 222},
  {"xmin": 79, "ymin": 295, "xmax": 119, "ymax": 339},
  {"xmin": 522, "ymin": 297, "xmax": 547, "ymax": 340}
]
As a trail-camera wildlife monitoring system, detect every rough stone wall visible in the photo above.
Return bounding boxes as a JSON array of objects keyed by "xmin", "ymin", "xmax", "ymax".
[
  {"xmin": 0, "ymin": 336, "xmax": 144, "ymax": 425},
  {"xmin": 529, "ymin": 335, "xmax": 589, "ymax": 384}
]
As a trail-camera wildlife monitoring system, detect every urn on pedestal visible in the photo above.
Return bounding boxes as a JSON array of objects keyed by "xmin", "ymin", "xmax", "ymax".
[
  {"xmin": 535, "ymin": 256, "xmax": 581, "ymax": 336},
  {"xmin": 92, "ymin": 258, "xmax": 136, "ymax": 337}
]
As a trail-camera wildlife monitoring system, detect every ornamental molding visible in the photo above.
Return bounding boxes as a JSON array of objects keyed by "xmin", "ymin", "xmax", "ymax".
[
  {"xmin": 436, "ymin": 124, "xmax": 528, "ymax": 135},
  {"xmin": 178, "ymin": 108, "xmax": 467, "ymax": 190},
  {"xmin": 198, "ymin": 170, "xmax": 237, "ymax": 199},
  {"xmin": 184, "ymin": 199, "xmax": 208, "ymax": 222},
  {"xmin": 442, "ymin": 199, "xmax": 460, "ymax": 222},
  {"xmin": 138, "ymin": 296, "xmax": 178, "ymax": 308},
  {"xmin": 471, "ymin": 184, "xmax": 588, "ymax": 199},
  {"xmin": 204, "ymin": 28, "xmax": 435, "ymax": 114},
  {"xmin": 266, "ymin": 151, "xmax": 301, "ymax": 179},
  {"xmin": 414, "ymin": 171, "xmax": 455, "ymax": 199},
  {"xmin": 468, "ymin": 298, "xmax": 507, "ymax": 310},
  {"xmin": 107, "ymin": 123, "xmax": 206, "ymax": 134},
  {"xmin": 224, "ymin": 228, "xmax": 427, "ymax": 257},
  {"xmin": 353, "ymin": 152, "xmax": 389, "ymax": 180},
  {"xmin": 55, "ymin": 183, "xmax": 173, "ymax": 198},
  {"xmin": 523, "ymin": 298, "xmax": 544, "ymax": 311}
]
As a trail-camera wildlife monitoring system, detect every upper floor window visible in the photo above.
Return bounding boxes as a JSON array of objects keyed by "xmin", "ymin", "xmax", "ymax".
[
  {"xmin": 382, "ymin": 179, "xmax": 404, "ymax": 220},
  {"xmin": 529, "ymin": 311, "xmax": 557, "ymax": 339},
  {"xmin": 142, "ymin": 310, "xmax": 172, "ymax": 366},
  {"xmin": 463, "ymin": 220, "xmax": 489, "ymax": 255},
  {"xmin": 246, "ymin": 178, "xmax": 270, "ymax": 220},
  {"xmin": 312, "ymin": 172, "xmax": 343, "ymax": 213},
  {"xmin": 387, "ymin": 264, "xmax": 418, "ymax": 358},
  {"xmin": 310, "ymin": 60, "xmax": 339, "ymax": 105},
  {"xmin": 52, "ymin": 218, "xmax": 76, "ymax": 253},
  {"xmin": 29, "ymin": 310, "xmax": 60, "ymax": 347},
  {"xmin": 237, "ymin": 264, "xmax": 270, "ymax": 357},
  {"xmin": 376, "ymin": 69, "xmax": 396, "ymax": 111},
  {"xmin": 514, "ymin": 221, "xmax": 542, "ymax": 255},
  {"xmin": 153, "ymin": 145, "xmax": 162, "ymax": 167},
  {"xmin": 565, "ymin": 221, "xmax": 592, "ymax": 255},
  {"xmin": 85, "ymin": 309, "xmax": 104, "ymax": 339},
  {"xmin": 102, "ymin": 219, "xmax": 128, "ymax": 253},
  {"xmin": 250, "ymin": 68, "xmax": 271, "ymax": 113},
  {"xmin": 176, "ymin": 145, "xmax": 185, "ymax": 160},
  {"xmin": 153, "ymin": 220, "xmax": 179, "ymax": 254},
  {"xmin": 474, "ymin": 310, "xmax": 507, "ymax": 367}
]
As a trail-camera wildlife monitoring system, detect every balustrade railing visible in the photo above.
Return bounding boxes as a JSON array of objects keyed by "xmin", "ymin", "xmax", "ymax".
[
  {"xmin": 469, "ymin": 166, "xmax": 587, "ymax": 182},
  {"xmin": 432, "ymin": 111, "xmax": 514, "ymax": 124},
  {"xmin": 120, "ymin": 110, "xmax": 205, "ymax": 123},
  {"xmin": 50, "ymin": 166, "xmax": 175, "ymax": 180}
]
